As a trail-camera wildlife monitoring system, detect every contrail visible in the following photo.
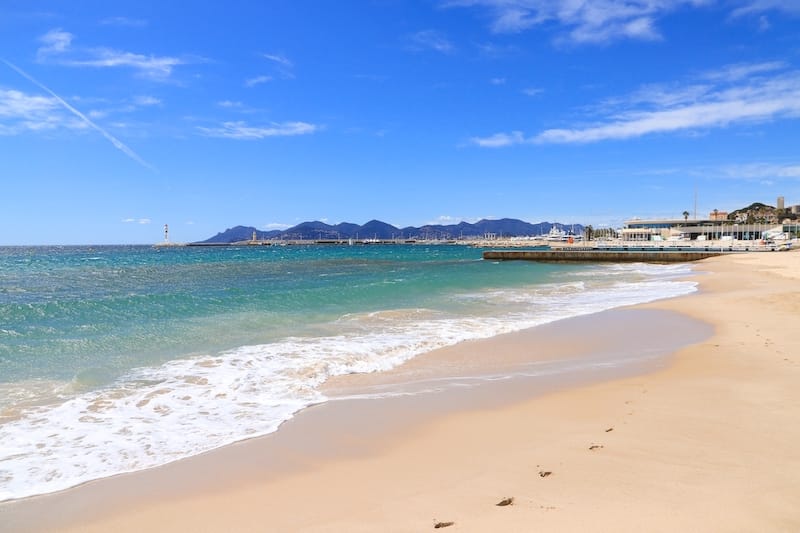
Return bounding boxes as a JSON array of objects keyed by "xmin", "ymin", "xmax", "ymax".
[{"xmin": 2, "ymin": 58, "xmax": 157, "ymax": 172}]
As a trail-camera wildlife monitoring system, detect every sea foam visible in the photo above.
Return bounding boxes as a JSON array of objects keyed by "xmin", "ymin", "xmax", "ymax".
[{"xmin": 0, "ymin": 262, "xmax": 696, "ymax": 501}]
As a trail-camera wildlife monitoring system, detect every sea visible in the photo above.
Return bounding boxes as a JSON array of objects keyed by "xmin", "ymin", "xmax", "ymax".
[{"xmin": 0, "ymin": 244, "xmax": 698, "ymax": 501}]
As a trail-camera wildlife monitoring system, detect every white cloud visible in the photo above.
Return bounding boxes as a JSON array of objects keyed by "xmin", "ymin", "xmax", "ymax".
[
  {"xmin": 0, "ymin": 88, "xmax": 59, "ymax": 118},
  {"xmin": 38, "ymin": 28, "xmax": 73, "ymax": 55},
  {"xmin": 702, "ymin": 61, "xmax": 786, "ymax": 82},
  {"xmin": 122, "ymin": 218, "xmax": 152, "ymax": 224},
  {"xmin": 263, "ymin": 53, "xmax": 293, "ymax": 67},
  {"xmin": 63, "ymin": 49, "xmax": 184, "ymax": 80},
  {"xmin": 444, "ymin": 0, "xmax": 707, "ymax": 44},
  {"xmin": 618, "ymin": 82, "xmax": 714, "ymax": 108},
  {"xmin": 217, "ymin": 100, "xmax": 243, "ymax": 108},
  {"xmin": 262, "ymin": 222, "xmax": 291, "ymax": 230},
  {"xmin": 408, "ymin": 30, "xmax": 456, "ymax": 54},
  {"xmin": 261, "ymin": 54, "xmax": 295, "ymax": 79},
  {"xmin": 197, "ymin": 120, "xmax": 319, "ymax": 139},
  {"xmin": 730, "ymin": 0, "xmax": 800, "ymax": 18},
  {"xmin": 81, "ymin": 95, "xmax": 160, "ymax": 120},
  {"xmin": 245, "ymin": 75, "xmax": 272, "ymax": 87},
  {"xmin": 719, "ymin": 162, "xmax": 800, "ymax": 180},
  {"xmin": 450, "ymin": 1, "xmax": 800, "ymax": 45},
  {"xmin": 0, "ymin": 88, "xmax": 95, "ymax": 134},
  {"xmin": 522, "ymin": 87, "xmax": 543, "ymax": 97},
  {"xmin": 566, "ymin": 15, "xmax": 661, "ymax": 44},
  {"xmin": 490, "ymin": 77, "xmax": 506, "ymax": 85},
  {"xmin": 471, "ymin": 62, "xmax": 800, "ymax": 146},
  {"xmin": 36, "ymin": 28, "xmax": 186, "ymax": 81},
  {"xmin": 425, "ymin": 215, "xmax": 483, "ymax": 225},
  {"xmin": 535, "ymin": 71, "xmax": 800, "ymax": 143},
  {"xmin": 470, "ymin": 130, "xmax": 525, "ymax": 147},
  {"xmin": 133, "ymin": 95, "xmax": 161, "ymax": 106},
  {"xmin": 644, "ymin": 160, "xmax": 800, "ymax": 184}
]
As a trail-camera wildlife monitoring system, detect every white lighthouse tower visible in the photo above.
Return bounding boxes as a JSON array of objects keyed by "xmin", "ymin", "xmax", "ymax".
[{"xmin": 164, "ymin": 224, "xmax": 169, "ymax": 243}]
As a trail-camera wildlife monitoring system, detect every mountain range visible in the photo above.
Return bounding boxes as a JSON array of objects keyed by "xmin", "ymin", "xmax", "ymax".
[{"xmin": 198, "ymin": 219, "xmax": 584, "ymax": 243}]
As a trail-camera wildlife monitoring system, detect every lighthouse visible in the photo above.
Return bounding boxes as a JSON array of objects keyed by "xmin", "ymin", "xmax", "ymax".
[{"xmin": 164, "ymin": 224, "xmax": 169, "ymax": 243}]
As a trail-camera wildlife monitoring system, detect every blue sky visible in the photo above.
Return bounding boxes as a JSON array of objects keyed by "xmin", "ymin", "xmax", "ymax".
[{"xmin": 1, "ymin": 0, "xmax": 799, "ymax": 244}]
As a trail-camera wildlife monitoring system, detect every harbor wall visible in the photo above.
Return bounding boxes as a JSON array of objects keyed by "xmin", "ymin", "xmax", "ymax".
[{"xmin": 482, "ymin": 250, "xmax": 727, "ymax": 262}]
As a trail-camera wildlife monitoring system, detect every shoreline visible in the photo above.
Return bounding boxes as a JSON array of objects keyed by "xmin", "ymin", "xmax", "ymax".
[
  {"xmin": 3, "ymin": 251, "xmax": 800, "ymax": 531},
  {"xmin": 1, "ymin": 308, "xmax": 709, "ymax": 530}
]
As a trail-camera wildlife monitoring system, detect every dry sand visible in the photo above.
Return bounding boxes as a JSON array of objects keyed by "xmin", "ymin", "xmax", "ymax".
[{"xmin": 3, "ymin": 251, "xmax": 800, "ymax": 532}]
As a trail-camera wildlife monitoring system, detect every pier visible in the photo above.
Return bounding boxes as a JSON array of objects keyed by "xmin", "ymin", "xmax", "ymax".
[{"xmin": 483, "ymin": 249, "xmax": 730, "ymax": 263}]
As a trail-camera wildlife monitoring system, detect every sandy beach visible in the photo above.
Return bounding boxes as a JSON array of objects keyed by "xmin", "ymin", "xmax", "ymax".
[{"xmin": 3, "ymin": 250, "xmax": 800, "ymax": 532}]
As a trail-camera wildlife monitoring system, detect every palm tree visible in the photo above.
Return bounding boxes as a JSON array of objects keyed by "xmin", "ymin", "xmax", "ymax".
[{"xmin": 682, "ymin": 210, "xmax": 690, "ymax": 222}]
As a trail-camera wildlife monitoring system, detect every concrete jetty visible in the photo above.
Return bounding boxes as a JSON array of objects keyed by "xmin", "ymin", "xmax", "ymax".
[{"xmin": 482, "ymin": 249, "xmax": 728, "ymax": 262}]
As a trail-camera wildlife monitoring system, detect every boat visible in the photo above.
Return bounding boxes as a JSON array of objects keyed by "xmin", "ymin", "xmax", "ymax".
[
  {"xmin": 544, "ymin": 226, "xmax": 583, "ymax": 243},
  {"xmin": 544, "ymin": 226, "xmax": 568, "ymax": 241}
]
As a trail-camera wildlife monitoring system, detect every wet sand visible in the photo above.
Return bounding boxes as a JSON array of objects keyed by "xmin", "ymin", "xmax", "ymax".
[{"xmin": 3, "ymin": 251, "xmax": 800, "ymax": 532}]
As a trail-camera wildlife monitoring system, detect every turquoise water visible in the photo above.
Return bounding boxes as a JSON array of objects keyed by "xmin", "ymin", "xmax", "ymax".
[
  {"xmin": 1, "ymin": 245, "xmax": 559, "ymax": 383},
  {"xmin": 0, "ymin": 244, "xmax": 697, "ymax": 501}
]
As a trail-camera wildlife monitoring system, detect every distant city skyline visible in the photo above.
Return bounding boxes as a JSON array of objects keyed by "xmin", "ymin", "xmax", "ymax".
[{"xmin": 2, "ymin": 1, "xmax": 799, "ymax": 244}]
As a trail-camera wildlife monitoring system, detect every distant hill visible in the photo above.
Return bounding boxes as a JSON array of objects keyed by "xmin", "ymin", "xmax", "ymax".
[
  {"xmin": 198, "ymin": 218, "xmax": 584, "ymax": 243},
  {"xmin": 200, "ymin": 225, "xmax": 276, "ymax": 243},
  {"xmin": 728, "ymin": 201, "xmax": 797, "ymax": 223}
]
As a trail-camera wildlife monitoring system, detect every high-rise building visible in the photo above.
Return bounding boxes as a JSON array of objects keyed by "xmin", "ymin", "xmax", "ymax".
[{"xmin": 777, "ymin": 196, "xmax": 785, "ymax": 210}]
